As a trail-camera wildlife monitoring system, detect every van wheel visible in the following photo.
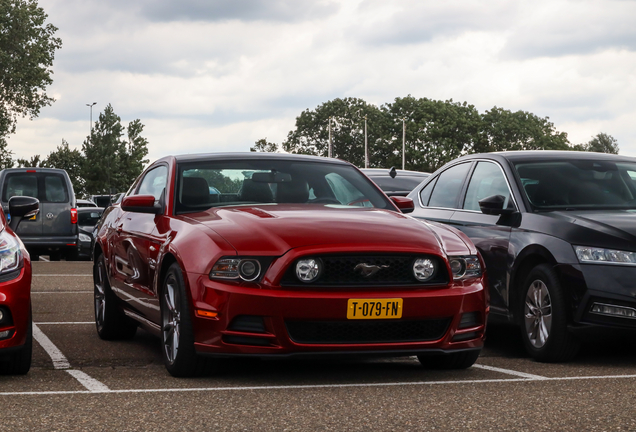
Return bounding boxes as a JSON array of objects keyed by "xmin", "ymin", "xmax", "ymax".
[
  {"xmin": 94, "ymin": 254, "xmax": 137, "ymax": 340},
  {"xmin": 519, "ymin": 264, "xmax": 580, "ymax": 362}
]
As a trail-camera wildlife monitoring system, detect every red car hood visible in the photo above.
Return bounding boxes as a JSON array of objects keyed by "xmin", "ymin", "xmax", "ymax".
[{"xmin": 181, "ymin": 204, "xmax": 471, "ymax": 257}]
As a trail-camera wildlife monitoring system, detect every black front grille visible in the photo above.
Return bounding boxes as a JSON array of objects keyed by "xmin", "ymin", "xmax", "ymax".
[
  {"xmin": 281, "ymin": 254, "xmax": 449, "ymax": 287},
  {"xmin": 285, "ymin": 318, "xmax": 451, "ymax": 344}
]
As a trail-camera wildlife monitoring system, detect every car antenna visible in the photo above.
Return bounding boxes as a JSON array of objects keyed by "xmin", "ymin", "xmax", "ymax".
[{"xmin": 389, "ymin": 166, "xmax": 397, "ymax": 178}]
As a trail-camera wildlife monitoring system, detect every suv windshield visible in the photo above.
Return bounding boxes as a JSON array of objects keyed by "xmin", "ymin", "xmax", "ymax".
[
  {"xmin": 175, "ymin": 159, "xmax": 392, "ymax": 214},
  {"xmin": 515, "ymin": 159, "xmax": 636, "ymax": 210}
]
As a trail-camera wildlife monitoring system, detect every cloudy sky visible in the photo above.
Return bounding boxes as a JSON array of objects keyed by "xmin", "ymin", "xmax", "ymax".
[{"xmin": 10, "ymin": 0, "xmax": 636, "ymax": 162}]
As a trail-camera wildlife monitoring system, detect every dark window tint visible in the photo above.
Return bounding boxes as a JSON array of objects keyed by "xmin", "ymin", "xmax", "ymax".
[
  {"xmin": 419, "ymin": 177, "xmax": 437, "ymax": 206},
  {"xmin": 428, "ymin": 163, "xmax": 471, "ymax": 209},
  {"xmin": 44, "ymin": 175, "xmax": 68, "ymax": 203},
  {"xmin": 4, "ymin": 174, "xmax": 38, "ymax": 201},
  {"xmin": 463, "ymin": 162, "xmax": 512, "ymax": 211},
  {"xmin": 78, "ymin": 210, "xmax": 103, "ymax": 226},
  {"xmin": 371, "ymin": 176, "xmax": 428, "ymax": 193}
]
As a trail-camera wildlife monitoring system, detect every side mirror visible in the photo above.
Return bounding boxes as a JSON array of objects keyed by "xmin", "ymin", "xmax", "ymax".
[
  {"xmin": 121, "ymin": 195, "xmax": 162, "ymax": 214},
  {"xmin": 390, "ymin": 196, "xmax": 414, "ymax": 214},
  {"xmin": 8, "ymin": 196, "xmax": 40, "ymax": 231},
  {"xmin": 479, "ymin": 195, "xmax": 515, "ymax": 216}
]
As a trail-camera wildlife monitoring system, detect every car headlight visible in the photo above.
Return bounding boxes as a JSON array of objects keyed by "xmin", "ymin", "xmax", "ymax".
[
  {"xmin": 78, "ymin": 233, "xmax": 91, "ymax": 242},
  {"xmin": 574, "ymin": 246, "xmax": 636, "ymax": 265},
  {"xmin": 449, "ymin": 255, "xmax": 482, "ymax": 280},
  {"xmin": 210, "ymin": 258, "xmax": 262, "ymax": 281},
  {"xmin": 413, "ymin": 258, "xmax": 436, "ymax": 281},
  {"xmin": 0, "ymin": 230, "xmax": 22, "ymax": 274}
]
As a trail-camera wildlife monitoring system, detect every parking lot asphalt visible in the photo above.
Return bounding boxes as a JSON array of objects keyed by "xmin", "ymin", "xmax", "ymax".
[{"xmin": 2, "ymin": 261, "xmax": 636, "ymax": 431}]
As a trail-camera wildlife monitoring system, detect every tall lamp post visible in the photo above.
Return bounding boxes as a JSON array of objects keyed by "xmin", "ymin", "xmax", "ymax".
[
  {"xmin": 364, "ymin": 115, "xmax": 368, "ymax": 168},
  {"xmin": 328, "ymin": 116, "xmax": 333, "ymax": 158},
  {"xmin": 401, "ymin": 117, "xmax": 406, "ymax": 170},
  {"xmin": 86, "ymin": 102, "xmax": 96, "ymax": 138}
]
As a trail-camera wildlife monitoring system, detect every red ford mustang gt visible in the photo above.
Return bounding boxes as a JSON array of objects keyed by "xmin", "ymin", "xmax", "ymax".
[
  {"xmin": 93, "ymin": 153, "xmax": 488, "ymax": 377},
  {"xmin": 0, "ymin": 196, "xmax": 39, "ymax": 374}
]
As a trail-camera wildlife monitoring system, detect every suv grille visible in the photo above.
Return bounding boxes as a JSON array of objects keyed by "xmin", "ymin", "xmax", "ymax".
[
  {"xmin": 285, "ymin": 318, "xmax": 451, "ymax": 344},
  {"xmin": 281, "ymin": 254, "xmax": 448, "ymax": 287}
]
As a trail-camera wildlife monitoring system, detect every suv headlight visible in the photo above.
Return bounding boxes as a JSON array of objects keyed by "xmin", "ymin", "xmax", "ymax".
[
  {"xmin": 0, "ymin": 230, "xmax": 22, "ymax": 274},
  {"xmin": 448, "ymin": 255, "xmax": 482, "ymax": 280},
  {"xmin": 574, "ymin": 246, "xmax": 636, "ymax": 265}
]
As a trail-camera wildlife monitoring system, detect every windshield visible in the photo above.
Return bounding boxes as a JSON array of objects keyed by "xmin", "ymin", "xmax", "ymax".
[
  {"xmin": 514, "ymin": 159, "xmax": 636, "ymax": 210},
  {"xmin": 175, "ymin": 159, "xmax": 393, "ymax": 214}
]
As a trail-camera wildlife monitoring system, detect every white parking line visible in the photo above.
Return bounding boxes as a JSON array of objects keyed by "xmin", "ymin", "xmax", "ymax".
[
  {"xmin": 472, "ymin": 364, "xmax": 548, "ymax": 380},
  {"xmin": 1, "ymin": 373, "xmax": 636, "ymax": 397},
  {"xmin": 32, "ymin": 324, "xmax": 110, "ymax": 393}
]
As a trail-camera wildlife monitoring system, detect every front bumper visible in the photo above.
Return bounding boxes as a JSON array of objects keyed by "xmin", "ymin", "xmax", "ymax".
[
  {"xmin": 560, "ymin": 263, "xmax": 636, "ymax": 329},
  {"xmin": 186, "ymin": 273, "xmax": 488, "ymax": 357},
  {"xmin": 0, "ymin": 265, "xmax": 32, "ymax": 353}
]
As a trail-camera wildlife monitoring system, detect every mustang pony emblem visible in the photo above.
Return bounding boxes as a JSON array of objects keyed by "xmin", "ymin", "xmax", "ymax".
[{"xmin": 354, "ymin": 263, "xmax": 390, "ymax": 277}]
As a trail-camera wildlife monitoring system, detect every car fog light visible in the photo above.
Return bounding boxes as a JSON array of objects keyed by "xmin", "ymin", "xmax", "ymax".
[
  {"xmin": 238, "ymin": 259, "xmax": 261, "ymax": 281},
  {"xmin": 413, "ymin": 258, "xmax": 435, "ymax": 281},
  {"xmin": 0, "ymin": 330, "xmax": 10, "ymax": 339},
  {"xmin": 296, "ymin": 258, "xmax": 322, "ymax": 283},
  {"xmin": 591, "ymin": 303, "xmax": 636, "ymax": 319}
]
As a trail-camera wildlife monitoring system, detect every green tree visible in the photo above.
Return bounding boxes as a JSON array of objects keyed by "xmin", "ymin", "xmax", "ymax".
[
  {"xmin": 383, "ymin": 96, "xmax": 482, "ymax": 172},
  {"xmin": 82, "ymin": 104, "xmax": 149, "ymax": 195},
  {"xmin": 15, "ymin": 153, "xmax": 45, "ymax": 167},
  {"xmin": 282, "ymin": 97, "xmax": 389, "ymax": 167},
  {"xmin": 585, "ymin": 132, "xmax": 619, "ymax": 154},
  {"xmin": 477, "ymin": 107, "xmax": 570, "ymax": 153},
  {"xmin": 46, "ymin": 139, "xmax": 85, "ymax": 195},
  {"xmin": 250, "ymin": 138, "xmax": 279, "ymax": 152},
  {"xmin": 0, "ymin": 0, "xmax": 61, "ymax": 147}
]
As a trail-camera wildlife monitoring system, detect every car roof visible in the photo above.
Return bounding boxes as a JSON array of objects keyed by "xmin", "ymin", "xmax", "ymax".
[
  {"xmin": 0, "ymin": 167, "xmax": 70, "ymax": 174},
  {"xmin": 162, "ymin": 152, "xmax": 351, "ymax": 165},
  {"xmin": 456, "ymin": 150, "xmax": 636, "ymax": 164}
]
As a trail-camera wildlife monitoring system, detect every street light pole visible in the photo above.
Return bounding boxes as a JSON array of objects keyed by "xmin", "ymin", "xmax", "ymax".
[
  {"xmin": 364, "ymin": 115, "xmax": 368, "ymax": 168},
  {"xmin": 86, "ymin": 102, "xmax": 96, "ymax": 138},
  {"xmin": 401, "ymin": 117, "xmax": 406, "ymax": 170},
  {"xmin": 328, "ymin": 116, "xmax": 333, "ymax": 158}
]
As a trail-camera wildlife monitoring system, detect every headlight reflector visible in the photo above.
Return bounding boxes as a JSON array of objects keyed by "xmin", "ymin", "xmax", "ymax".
[
  {"xmin": 449, "ymin": 256, "xmax": 481, "ymax": 280},
  {"xmin": 0, "ymin": 230, "xmax": 21, "ymax": 274},
  {"xmin": 413, "ymin": 258, "xmax": 436, "ymax": 281},
  {"xmin": 574, "ymin": 246, "xmax": 636, "ymax": 265},
  {"xmin": 296, "ymin": 258, "xmax": 322, "ymax": 283}
]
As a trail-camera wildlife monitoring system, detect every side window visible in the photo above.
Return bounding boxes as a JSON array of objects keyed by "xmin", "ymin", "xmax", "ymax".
[
  {"xmin": 419, "ymin": 177, "xmax": 437, "ymax": 206},
  {"xmin": 44, "ymin": 175, "xmax": 68, "ymax": 203},
  {"xmin": 137, "ymin": 166, "xmax": 168, "ymax": 201},
  {"xmin": 463, "ymin": 162, "xmax": 512, "ymax": 211},
  {"xmin": 428, "ymin": 163, "xmax": 471, "ymax": 209}
]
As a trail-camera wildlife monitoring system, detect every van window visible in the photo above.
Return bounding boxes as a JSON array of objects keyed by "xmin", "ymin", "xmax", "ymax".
[
  {"xmin": 4, "ymin": 174, "xmax": 38, "ymax": 201},
  {"xmin": 44, "ymin": 175, "xmax": 68, "ymax": 203}
]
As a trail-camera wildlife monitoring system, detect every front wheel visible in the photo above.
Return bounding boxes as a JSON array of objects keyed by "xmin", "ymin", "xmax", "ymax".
[
  {"xmin": 519, "ymin": 264, "xmax": 580, "ymax": 362},
  {"xmin": 161, "ymin": 262, "xmax": 216, "ymax": 377},
  {"xmin": 417, "ymin": 350, "xmax": 480, "ymax": 370}
]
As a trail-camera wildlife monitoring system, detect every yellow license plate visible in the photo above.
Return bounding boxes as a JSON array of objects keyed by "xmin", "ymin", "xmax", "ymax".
[{"xmin": 347, "ymin": 298, "xmax": 403, "ymax": 319}]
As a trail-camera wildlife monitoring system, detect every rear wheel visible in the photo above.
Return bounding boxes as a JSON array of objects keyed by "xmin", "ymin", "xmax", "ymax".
[
  {"xmin": 161, "ymin": 262, "xmax": 216, "ymax": 377},
  {"xmin": 94, "ymin": 254, "xmax": 137, "ymax": 340},
  {"xmin": 519, "ymin": 264, "xmax": 580, "ymax": 362},
  {"xmin": 417, "ymin": 350, "xmax": 480, "ymax": 370},
  {"xmin": 0, "ymin": 309, "xmax": 32, "ymax": 375}
]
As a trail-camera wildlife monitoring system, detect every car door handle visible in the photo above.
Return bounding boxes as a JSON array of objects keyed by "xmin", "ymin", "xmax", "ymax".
[{"xmin": 116, "ymin": 224, "xmax": 123, "ymax": 233}]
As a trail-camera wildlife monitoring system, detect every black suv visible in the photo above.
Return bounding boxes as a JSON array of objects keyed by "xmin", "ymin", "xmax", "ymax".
[{"xmin": 0, "ymin": 168, "xmax": 78, "ymax": 260}]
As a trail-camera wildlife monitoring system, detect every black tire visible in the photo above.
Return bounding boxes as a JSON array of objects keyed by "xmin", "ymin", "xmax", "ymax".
[
  {"xmin": 161, "ymin": 262, "xmax": 216, "ymax": 377},
  {"xmin": 49, "ymin": 250, "xmax": 61, "ymax": 261},
  {"xmin": 1, "ymin": 309, "xmax": 32, "ymax": 375},
  {"xmin": 417, "ymin": 350, "xmax": 481, "ymax": 370},
  {"xmin": 519, "ymin": 264, "xmax": 580, "ymax": 362},
  {"xmin": 93, "ymin": 254, "xmax": 137, "ymax": 340}
]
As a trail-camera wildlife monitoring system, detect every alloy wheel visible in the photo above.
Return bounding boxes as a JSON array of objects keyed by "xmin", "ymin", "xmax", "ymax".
[
  {"xmin": 162, "ymin": 276, "xmax": 181, "ymax": 365},
  {"xmin": 524, "ymin": 279, "xmax": 552, "ymax": 348}
]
